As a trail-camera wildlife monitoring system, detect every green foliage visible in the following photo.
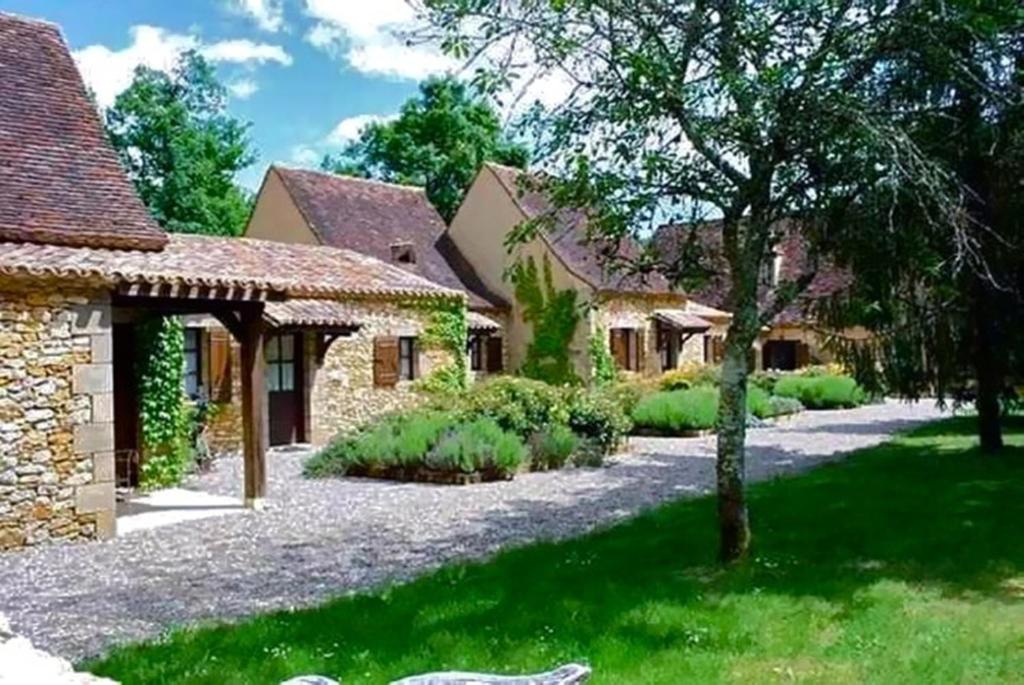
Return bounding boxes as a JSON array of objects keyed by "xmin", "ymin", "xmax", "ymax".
[
  {"xmin": 452, "ymin": 376, "xmax": 569, "ymax": 439},
  {"xmin": 774, "ymin": 374, "xmax": 867, "ymax": 409},
  {"xmin": 87, "ymin": 418, "xmax": 1024, "ymax": 684},
  {"xmin": 528, "ymin": 423, "xmax": 579, "ymax": 470},
  {"xmin": 510, "ymin": 255, "xmax": 581, "ymax": 385},
  {"xmin": 632, "ymin": 386, "xmax": 721, "ymax": 434},
  {"xmin": 322, "ymin": 76, "xmax": 529, "ymax": 222},
  {"xmin": 587, "ymin": 330, "xmax": 617, "ymax": 387},
  {"xmin": 566, "ymin": 388, "xmax": 632, "ymax": 453},
  {"xmin": 429, "ymin": 418, "xmax": 527, "ymax": 474},
  {"xmin": 746, "ymin": 385, "xmax": 774, "ymax": 420},
  {"xmin": 768, "ymin": 395, "xmax": 805, "ymax": 417},
  {"xmin": 105, "ymin": 51, "xmax": 254, "ymax": 236},
  {"xmin": 135, "ymin": 317, "xmax": 191, "ymax": 489},
  {"xmin": 413, "ymin": 299, "xmax": 469, "ymax": 394},
  {"xmin": 659, "ymin": 363, "xmax": 721, "ymax": 391}
]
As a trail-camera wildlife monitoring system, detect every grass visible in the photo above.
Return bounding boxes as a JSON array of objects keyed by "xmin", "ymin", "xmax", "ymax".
[{"xmin": 86, "ymin": 416, "xmax": 1024, "ymax": 684}]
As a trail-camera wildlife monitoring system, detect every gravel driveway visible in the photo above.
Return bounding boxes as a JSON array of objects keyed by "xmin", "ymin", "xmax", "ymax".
[{"xmin": 0, "ymin": 400, "xmax": 942, "ymax": 660}]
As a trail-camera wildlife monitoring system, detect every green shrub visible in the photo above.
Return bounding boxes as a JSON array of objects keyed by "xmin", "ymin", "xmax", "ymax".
[
  {"xmin": 452, "ymin": 377, "xmax": 569, "ymax": 439},
  {"xmin": 746, "ymin": 385, "xmax": 774, "ymax": 419},
  {"xmin": 774, "ymin": 374, "xmax": 867, "ymax": 409},
  {"xmin": 632, "ymin": 386, "xmax": 720, "ymax": 433},
  {"xmin": 768, "ymin": 395, "xmax": 805, "ymax": 417},
  {"xmin": 571, "ymin": 438, "xmax": 607, "ymax": 468},
  {"xmin": 567, "ymin": 389, "xmax": 633, "ymax": 453},
  {"xmin": 603, "ymin": 382, "xmax": 646, "ymax": 416},
  {"xmin": 750, "ymin": 370, "xmax": 784, "ymax": 395},
  {"xmin": 529, "ymin": 423, "xmax": 580, "ymax": 470},
  {"xmin": 429, "ymin": 418, "xmax": 527, "ymax": 474}
]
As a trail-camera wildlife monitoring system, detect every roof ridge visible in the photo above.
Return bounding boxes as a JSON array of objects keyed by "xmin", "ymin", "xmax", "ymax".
[
  {"xmin": 0, "ymin": 11, "xmax": 62, "ymax": 30},
  {"xmin": 271, "ymin": 164, "xmax": 427, "ymax": 194}
]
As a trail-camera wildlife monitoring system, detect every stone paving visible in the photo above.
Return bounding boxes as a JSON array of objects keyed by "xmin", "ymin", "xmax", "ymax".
[{"xmin": 0, "ymin": 400, "xmax": 943, "ymax": 660}]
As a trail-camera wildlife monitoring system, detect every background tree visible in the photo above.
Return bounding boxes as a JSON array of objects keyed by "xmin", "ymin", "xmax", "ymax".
[
  {"xmin": 824, "ymin": 0, "xmax": 1024, "ymax": 452},
  {"xmin": 323, "ymin": 76, "xmax": 529, "ymax": 222},
  {"xmin": 106, "ymin": 50, "xmax": 255, "ymax": 236},
  {"xmin": 419, "ymin": 0, "xmax": 961, "ymax": 562}
]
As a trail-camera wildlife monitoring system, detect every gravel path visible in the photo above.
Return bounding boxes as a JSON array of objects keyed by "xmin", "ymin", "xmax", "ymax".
[{"xmin": 0, "ymin": 401, "xmax": 943, "ymax": 660}]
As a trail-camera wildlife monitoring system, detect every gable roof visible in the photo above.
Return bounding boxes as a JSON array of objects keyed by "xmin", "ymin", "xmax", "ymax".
[
  {"xmin": 269, "ymin": 166, "xmax": 506, "ymax": 310},
  {"xmin": 0, "ymin": 13, "xmax": 167, "ymax": 251},
  {"xmin": 483, "ymin": 163, "xmax": 673, "ymax": 296},
  {"xmin": 653, "ymin": 219, "xmax": 853, "ymax": 326},
  {"xmin": 0, "ymin": 234, "xmax": 460, "ymax": 301}
]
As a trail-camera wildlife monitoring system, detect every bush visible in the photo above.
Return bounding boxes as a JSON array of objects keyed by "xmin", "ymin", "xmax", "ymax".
[
  {"xmin": 768, "ymin": 395, "xmax": 805, "ymax": 417},
  {"xmin": 632, "ymin": 386, "xmax": 720, "ymax": 433},
  {"xmin": 452, "ymin": 377, "xmax": 569, "ymax": 439},
  {"xmin": 774, "ymin": 374, "xmax": 866, "ymax": 409},
  {"xmin": 567, "ymin": 389, "xmax": 633, "ymax": 453},
  {"xmin": 428, "ymin": 418, "xmax": 527, "ymax": 475},
  {"xmin": 746, "ymin": 385, "xmax": 774, "ymax": 419},
  {"xmin": 659, "ymin": 362, "xmax": 721, "ymax": 391},
  {"xmin": 529, "ymin": 423, "xmax": 580, "ymax": 470}
]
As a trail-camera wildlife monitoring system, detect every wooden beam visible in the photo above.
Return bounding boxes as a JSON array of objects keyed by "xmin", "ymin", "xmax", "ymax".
[
  {"xmin": 211, "ymin": 310, "xmax": 246, "ymax": 342},
  {"xmin": 239, "ymin": 307, "xmax": 267, "ymax": 508}
]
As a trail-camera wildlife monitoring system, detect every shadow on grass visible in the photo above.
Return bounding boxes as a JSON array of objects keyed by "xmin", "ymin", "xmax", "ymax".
[{"xmin": 86, "ymin": 416, "xmax": 1024, "ymax": 684}]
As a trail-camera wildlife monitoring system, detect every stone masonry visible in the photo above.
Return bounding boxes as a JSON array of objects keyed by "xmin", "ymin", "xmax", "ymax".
[
  {"xmin": 0, "ymin": 283, "xmax": 115, "ymax": 550},
  {"xmin": 592, "ymin": 293, "xmax": 705, "ymax": 377}
]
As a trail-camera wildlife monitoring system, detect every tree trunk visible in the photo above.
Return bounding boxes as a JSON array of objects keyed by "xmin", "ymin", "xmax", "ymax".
[
  {"xmin": 973, "ymin": 277, "xmax": 1004, "ymax": 453},
  {"xmin": 716, "ymin": 330, "xmax": 752, "ymax": 562}
]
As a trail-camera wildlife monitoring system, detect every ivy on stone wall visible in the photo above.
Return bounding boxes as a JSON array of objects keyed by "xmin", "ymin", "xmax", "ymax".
[
  {"xmin": 135, "ymin": 316, "xmax": 191, "ymax": 489},
  {"xmin": 511, "ymin": 254, "xmax": 581, "ymax": 385},
  {"xmin": 588, "ymin": 329, "xmax": 618, "ymax": 387},
  {"xmin": 410, "ymin": 298, "xmax": 469, "ymax": 394}
]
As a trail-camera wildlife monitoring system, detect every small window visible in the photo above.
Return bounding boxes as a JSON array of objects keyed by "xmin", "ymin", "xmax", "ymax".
[
  {"xmin": 265, "ymin": 334, "xmax": 296, "ymax": 392},
  {"xmin": 391, "ymin": 242, "xmax": 416, "ymax": 264},
  {"xmin": 469, "ymin": 335, "xmax": 484, "ymax": 371},
  {"xmin": 183, "ymin": 328, "xmax": 203, "ymax": 399},
  {"xmin": 398, "ymin": 337, "xmax": 417, "ymax": 380}
]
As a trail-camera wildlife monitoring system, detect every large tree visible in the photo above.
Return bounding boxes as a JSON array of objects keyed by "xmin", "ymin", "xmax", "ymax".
[
  {"xmin": 323, "ymin": 76, "xmax": 529, "ymax": 222},
  {"xmin": 418, "ymin": 0, "xmax": 960, "ymax": 561},
  {"xmin": 824, "ymin": 0, "xmax": 1024, "ymax": 452},
  {"xmin": 106, "ymin": 50, "xmax": 255, "ymax": 236}
]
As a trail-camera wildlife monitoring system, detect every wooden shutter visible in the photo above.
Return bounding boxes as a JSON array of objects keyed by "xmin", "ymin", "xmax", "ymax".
[
  {"xmin": 609, "ymin": 329, "xmax": 628, "ymax": 369},
  {"xmin": 209, "ymin": 329, "xmax": 232, "ymax": 403},
  {"xmin": 486, "ymin": 336, "xmax": 504, "ymax": 373},
  {"xmin": 712, "ymin": 337, "xmax": 725, "ymax": 363},
  {"xmin": 796, "ymin": 342, "xmax": 811, "ymax": 368},
  {"xmin": 374, "ymin": 336, "xmax": 400, "ymax": 387},
  {"xmin": 635, "ymin": 328, "xmax": 646, "ymax": 372}
]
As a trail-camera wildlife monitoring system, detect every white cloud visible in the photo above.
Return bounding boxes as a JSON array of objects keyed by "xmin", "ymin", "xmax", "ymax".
[
  {"xmin": 200, "ymin": 39, "xmax": 292, "ymax": 66},
  {"xmin": 226, "ymin": 0, "xmax": 285, "ymax": 32},
  {"xmin": 325, "ymin": 113, "xmax": 396, "ymax": 146},
  {"xmin": 73, "ymin": 26, "xmax": 292, "ymax": 108},
  {"xmin": 289, "ymin": 144, "xmax": 322, "ymax": 167},
  {"xmin": 227, "ymin": 78, "xmax": 260, "ymax": 99},
  {"xmin": 302, "ymin": 0, "xmax": 456, "ymax": 80}
]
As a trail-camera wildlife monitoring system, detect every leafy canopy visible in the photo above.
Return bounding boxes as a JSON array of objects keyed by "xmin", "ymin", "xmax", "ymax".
[
  {"xmin": 105, "ymin": 50, "xmax": 255, "ymax": 236},
  {"xmin": 323, "ymin": 76, "xmax": 529, "ymax": 222}
]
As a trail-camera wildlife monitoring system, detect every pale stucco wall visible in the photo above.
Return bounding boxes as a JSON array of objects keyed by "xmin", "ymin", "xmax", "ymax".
[
  {"xmin": 244, "ymin": 169, "xmax": 319, "ymax": 245},
  {"xmin": 0, "ymin": 283, "xmax": 115, "ymax": 550}
]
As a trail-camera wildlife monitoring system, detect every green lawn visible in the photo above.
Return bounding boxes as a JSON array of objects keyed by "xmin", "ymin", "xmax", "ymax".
[{"xmin": 87, "ymin": 417, "xmax": 1024, "ymax": 684}]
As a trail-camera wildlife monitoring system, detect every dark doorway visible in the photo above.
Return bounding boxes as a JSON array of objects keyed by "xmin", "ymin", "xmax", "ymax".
[
  {"xmin": 762, "ymin": 340, "xmax": 799, "ymax": 371},
  {"xmin": 112, "ymin": 322, "xmax": 140, "ymax": 487},
  {"xmin": 266, "ymin": 332, "xmax": 305, "ymax": 446}
]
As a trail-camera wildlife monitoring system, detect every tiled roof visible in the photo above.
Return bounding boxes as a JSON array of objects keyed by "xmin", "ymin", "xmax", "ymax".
[
  {"xmin": 683, "ymin": 301, "xmax": 733, "ymax": 322},
  {"xmin": 270, "ymin": 166, "xmax": 507, "ymax": 310},
  {"xmin": 0, "ymin": 234, "xmax": 461, "ymax": 300},
  {"xmin": 467, "ymin": 311, "xmax": 502, "ymax": 332},
  {"xmin": 0, "ymin": 13, "xmax": 167, "ymax": 251},
  {"xmin": 263, "ymin": 299, "xmax": 362, "ymax": 328},
  {"xmin": 653, "ymin": 309, "xmax": 712, "ymax": 332},
  {"xmin": 484, "ymin": 163, "xmax": 672, "ymax": 295},
  {"xmin": 653, "ymin": 219, "xmax": 852, "ymax": 327}
]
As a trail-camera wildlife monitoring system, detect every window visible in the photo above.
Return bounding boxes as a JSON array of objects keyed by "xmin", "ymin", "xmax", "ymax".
[
  {"xmin": 657, "ymin": 324, "xmax": 679, "ymax": 372},
  {"xmin": 469, "ymin": 335, "xmax": 484, "ymax": 371},
  {"xmin": 609, "ymin": 327, "xmax": 642, "ymax": 372},
  {"xmin": 183, "ymin": 328, "xmax": 202, "ymax": 399},
  {"xmin": 398, "ymin": 337, "xmax": 417, "ymax": 380},
  {"xmin": 265, "ymin": 334, "xmax": 296, "ymax": 392},
  {"xmin": 390, "ymin": 242, "xmax": 416, "ymax": 264}
]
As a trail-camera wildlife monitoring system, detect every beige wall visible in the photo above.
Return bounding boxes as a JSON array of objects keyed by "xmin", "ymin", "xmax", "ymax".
[
  {"xmin": 0, "ymin": 282, "xmax": 115, "ymax": 550},
  {"xmin": 593, "ymin": 293, "xmax": 695, "ymax": 377},
  {"xmin": 244, "ymin": 169, "xmax": 319, "ymax": 245}
]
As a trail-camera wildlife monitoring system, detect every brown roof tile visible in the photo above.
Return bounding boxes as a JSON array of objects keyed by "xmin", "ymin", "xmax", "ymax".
[
  {"xmin": 0, "ymin": 234, "xmax": 461, "ymax": 300},
  {"xmin": 485, "ymin": 163, "xmax": 673, "ymax": 295},
  {"xmin": 263, "ymin": 299, "xmax": 362, "ymax": 328},
  {"xmin": 0, "ymin": 13, "xmax": 167, "ymax": 251},
  {"xmin": 271, "ymin": 166, "xmax": 507, "ymax": 310}
]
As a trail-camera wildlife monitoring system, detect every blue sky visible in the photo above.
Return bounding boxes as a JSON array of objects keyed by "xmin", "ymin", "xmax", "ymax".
[{"xmin": 6, "ymin": 1, "xmax": 458, "ymax": 190}]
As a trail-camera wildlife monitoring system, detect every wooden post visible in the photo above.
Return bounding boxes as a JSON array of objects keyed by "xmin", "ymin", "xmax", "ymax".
[{"xmin": 239, "ymin": 307, "xmax": 267, "ymax": 508}]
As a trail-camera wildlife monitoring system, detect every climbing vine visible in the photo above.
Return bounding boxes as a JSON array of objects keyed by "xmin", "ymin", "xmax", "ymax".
[
  {"xmin": 409, "ymin": 297, "xmax": 469, "ymax": 394},
  {"xmin": 588, "ymin": 328, "xmax": 618, "ymax": 387},
  {"xmin": 511, "ymin": 254, "xmax": 581, "ymax": 385},
  {"xmin": 136, "ymin": 316, "xmax": 191, "ymax": 489}
]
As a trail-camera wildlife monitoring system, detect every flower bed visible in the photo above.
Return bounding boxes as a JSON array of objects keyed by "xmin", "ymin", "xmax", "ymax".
[{"xmin": 306, "ymin": 378, "xmax": 633, "ymax": 483}]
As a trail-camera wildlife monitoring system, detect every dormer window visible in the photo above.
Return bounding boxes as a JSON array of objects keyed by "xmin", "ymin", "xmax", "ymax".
[{"xmin": 391, "ymin": 242, "xmax": 416, "ymax": 264}]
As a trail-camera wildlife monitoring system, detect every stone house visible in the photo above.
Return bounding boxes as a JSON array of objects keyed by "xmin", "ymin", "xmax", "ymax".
[
  {"xmin": 654, "ymin": 219, "xmax": 865, "ymax": 371},
  {"xmin": 447, "ymin": 163, "xmax": 730, "ymax": 380},
  {"xmin": 0, "ymin": 12, "xmax": 461, "ymax": 550}
]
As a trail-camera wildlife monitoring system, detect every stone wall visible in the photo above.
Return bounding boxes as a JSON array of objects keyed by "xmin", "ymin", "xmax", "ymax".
[
  {"xmin": 592, "ymin": 294, "xmax": 702, "ymax": 377},
  {"xmin": 0, "ymin": 283, "xmax": 114, "ymax": 550}
]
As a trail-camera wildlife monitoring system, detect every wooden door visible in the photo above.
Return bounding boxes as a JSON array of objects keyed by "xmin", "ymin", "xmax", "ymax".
[{"xmin": 266, "ymin": 333, "xmax": 304, "ymax": 446}]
